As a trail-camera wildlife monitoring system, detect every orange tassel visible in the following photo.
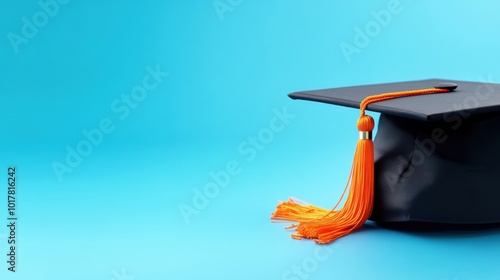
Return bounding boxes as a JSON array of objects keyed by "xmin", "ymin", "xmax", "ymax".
[{"xmin": 271, "ymin": 87, "xmax": 452, "ymax": 244}]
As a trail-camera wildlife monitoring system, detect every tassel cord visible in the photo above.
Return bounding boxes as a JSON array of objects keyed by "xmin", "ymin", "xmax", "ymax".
[{"xmin": 271, "ymin": 87, "xmax": 452, "ymax": 244}]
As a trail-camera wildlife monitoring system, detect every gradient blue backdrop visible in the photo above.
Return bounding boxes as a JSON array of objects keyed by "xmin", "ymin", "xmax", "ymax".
[{"xmin": 1, "ymin": 1, "xmax": 500, "ymax": 279}]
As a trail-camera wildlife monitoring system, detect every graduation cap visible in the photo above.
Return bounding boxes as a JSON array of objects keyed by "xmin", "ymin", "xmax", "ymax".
[{"xmin": 271, "ymin": 79, "xmax": 500, "ymax": 244}]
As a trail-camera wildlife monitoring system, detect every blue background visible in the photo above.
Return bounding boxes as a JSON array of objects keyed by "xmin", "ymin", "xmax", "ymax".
[{"xmin": 1, "ymin": 0, "xmax": 500, "ymax": 279}]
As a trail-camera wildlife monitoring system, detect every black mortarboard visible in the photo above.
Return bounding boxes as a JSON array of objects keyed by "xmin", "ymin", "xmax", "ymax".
[{"xmin": 271, "ymin": 79, "xmax": 500, "ymax": 244}]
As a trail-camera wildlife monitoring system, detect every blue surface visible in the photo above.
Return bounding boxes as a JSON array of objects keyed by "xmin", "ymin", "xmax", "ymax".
[{"xmin": 2, "ymin": 1, "xmax": 500, "ymax": 279}]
